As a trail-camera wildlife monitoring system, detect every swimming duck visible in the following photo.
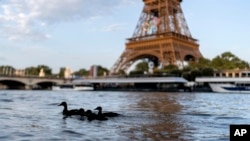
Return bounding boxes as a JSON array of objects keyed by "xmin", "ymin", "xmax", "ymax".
[
  {"xmin": 78, "ymin": 108, "xmax": 85, "ymax": 120},
  {"xmin": 78, "ymin": 108, "xmax": 85, "ymax": 116},
  {"xmin": 94, "ymin": 106, "xmax": 120, "ymax": 117},
  {"xmin": 85, "ymin": 110, "xmax": 98, "ymax": 121},
  {"xmin": 58, "ymin": 101, "xmax": 79, "ymax": 118}
]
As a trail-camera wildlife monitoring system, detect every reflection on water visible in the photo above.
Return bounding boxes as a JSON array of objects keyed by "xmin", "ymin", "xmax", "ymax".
[
  {"xmin": 130, "ymin": 93, "xmax": 186, "ymax": 141},
  {"xmin": 0, "ymin": 91, "xmax": 250, "ymax": 141}
]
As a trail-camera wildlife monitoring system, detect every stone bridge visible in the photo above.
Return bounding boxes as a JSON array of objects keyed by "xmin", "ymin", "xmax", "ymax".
[{"xmin": 0, "ymin": 76, "xmax": 71, "ymax": 90}]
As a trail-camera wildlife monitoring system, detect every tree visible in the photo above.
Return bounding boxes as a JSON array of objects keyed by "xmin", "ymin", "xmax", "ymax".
[
  {"xmin": 190, "ymin": 70, "xmax": 202, "ymax": 81},
  {"xmin": 163, "ymin": 65, "xmax": 179, "ymax": 70},
  {"xmin": 201, "ymin": 68, "xmax": 214, "ymax": 76},
  {"xmin": 189, "ymin": 57, "xmax": 212, "ymax": 69},
  {"xmin": 135, "ymin": 61, "xmax": 149, "ymax": 72},
  {"xmin": 74, "ymin": 68, "xmax": 89, "ymax": 77},
  {"xmin": 169, "ymin": 69, "xmax": 182, "ymax": 77},
  {"xmin": 0, "ymin": 65, "xmax": 15, "ymax": 75},
  {"xmin": 97, "ymin": 66, "xmax": 109, "ymax": 76},
  {"xmin": 211, "ymin": 52, "xmax": 250, "ymax": 69},
  {"xmin": 182, "ymin": 72, "xmax": 191, "ymax": 81},
  {"xmin": 25, "ymin": 66, "xmax": 39, "ymax": 76},
  {"xmin": 25, "ymin": 65, "xmax": 52, "ymax": 76},
  {"xmin": 58, "ymin": 67, "xmax": 66, "ymax": 78},
  {"xmin": 128, "ymin": 61, "xmax": 149, "ymax": 76},
  {"xmin": 129, "ymin": 70, "xmax": 144, "ymax": 76},
  {"xmin": 37, "ymin": 65, "xmax": 52, "ymax": 76},
  {"xmin": 161, "ymin": 65, "xmax": 180, "ymax": 76},
  {"xmin": 182, "ymin": 66, "xmax": 192, "ymax": 72}
]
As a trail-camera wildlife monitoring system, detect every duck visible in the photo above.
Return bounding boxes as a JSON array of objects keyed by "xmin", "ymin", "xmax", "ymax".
[
  {"xmin": 94, "ymin": 106, "xmax": 120, "ymax": 117},
  {"xmin": 78, "ymin": 108, "xmax": 85, "ymax": 116},
  {"xmin": 58, "ymin": 101, "xmax": 79, "ymax": 118},
  {"xmin": 78, "ymin": 108, "xmax": 85, "ymax": 120},
  {"xmin": 85, "ymin": 110, "xmax": 98, "ymax": 121}
]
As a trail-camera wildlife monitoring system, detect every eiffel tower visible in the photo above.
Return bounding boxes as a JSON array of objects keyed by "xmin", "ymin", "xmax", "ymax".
[{"xmin": 110, "ymin": 0, "xmax": 202, "ymax": 74}]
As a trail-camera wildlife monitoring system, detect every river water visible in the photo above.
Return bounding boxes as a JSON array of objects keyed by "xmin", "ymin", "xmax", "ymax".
[{"xmin": 0, "ymin": 90, "xmax": 249, "ymax": 141}]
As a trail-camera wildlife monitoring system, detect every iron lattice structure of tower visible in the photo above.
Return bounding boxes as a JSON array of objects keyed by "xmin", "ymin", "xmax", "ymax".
[{"xmin": 110, "ymin": 0, "xmax": 202, "ymax": 74}]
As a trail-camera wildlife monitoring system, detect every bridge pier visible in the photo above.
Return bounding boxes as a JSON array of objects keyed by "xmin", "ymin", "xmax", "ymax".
[
  {"xmin": 25, "ymin": 85, "xmax": 32, "ymax": 90},
  {"xmin": 0, "ymin": 84, "xmax": 7, "ymax": 90}
]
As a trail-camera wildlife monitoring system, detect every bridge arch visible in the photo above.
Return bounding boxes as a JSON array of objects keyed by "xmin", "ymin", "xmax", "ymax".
[
  {"xmin": 0, "ymin": 78, "xmax": 28, "ymax": 85},
  {"xmin": 32, "ymin": 79, "xmax": 64, "ymax": 85},
  {"xmin": 0, "ymin": 80, "xmax": 26, "ymax": 89},
  {"xmin": 32, "ymin": 80, "xmax": 63, "ymax": 90},
  {"xmin": 0, "ymin": 76, "xmax": 66, "ymax": 90}
]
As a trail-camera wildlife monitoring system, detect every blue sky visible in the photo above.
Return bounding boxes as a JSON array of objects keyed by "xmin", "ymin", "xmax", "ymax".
[{"xmin": 0, "ymin": 0, "xmax": 249, "ymax": 73}]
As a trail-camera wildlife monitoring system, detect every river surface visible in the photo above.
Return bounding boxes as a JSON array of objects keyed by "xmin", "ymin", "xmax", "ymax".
[{"xmin": 0, "ymin": 90, "xmax": 250, "ymax": 141}]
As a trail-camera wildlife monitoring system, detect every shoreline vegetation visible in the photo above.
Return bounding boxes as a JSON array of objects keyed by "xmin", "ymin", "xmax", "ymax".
[{"xmin": 0, "ymin": 51, "xmax": 249, "ymax": 82}]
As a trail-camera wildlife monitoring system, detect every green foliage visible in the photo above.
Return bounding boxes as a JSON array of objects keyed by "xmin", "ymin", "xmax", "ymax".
[
  {"xmin": 190, "ymin": 70, "xmax": 202, "ymax": 81},
  {"xmin": 25, "ymin": 65, "xmax": 52, "ymax": 76},
  {"xmin": 0, "ymin": 51, "xmax": 248, "ymax": 82},
  {"xmin": 25, "ymin": 66, "xmax": 39, "ymax": 76},
  {"xmin": 135, "ymin": 61, "xmax": 149, "ymax": 72},
  {"xmin": 211, "ymin": 51, "xmax": 250, "ymax": 69},
  {"xmin": 127, "ymin": 61, "xmax": 149, "ymax": 76},
  {"xmin": 201, "ymin": 68, "xmax": 214, "ymax": 76},
  {"xmin": 0, "ymin": 65, "xmax": 15, "ymax": 75},
  {"xmin": 163, "ymin": 65, "xmax": 179, "ymax": 70},
  {"xmin": 182, "ymin": 66, "xmax": 192, "ymax": 72},
  {"xmin": 97, "ymin": 65, "xmax": 109, "ymax": 76},
  {"xmin": 169, "ymin": 69, "xmax": 182, "ymax": 77},
  {"xmin": 179, "ymin": 52, "xmax": 249, "ymax": 80},
  {"xmin": 153, "ymin": 69, "xmax": 165, "ymax": 75},
  {"xmin": 58, "ymin": 67, "xmax": 66, "ymax": 78},
  {"xmin": 182, "ymin": 72, "xmax": 191, "ymax": 81},
  {"xmin": 74, "ymin": 68, "xmax": 89, "ymax": 76},
  {"xmin": 189, "ymin": 57, "xmax": 212, "ymax": 69},
  {"xmin": 162, "ymin": 65, "xmax": 180, "ymax": 76},
  {"xmin": 129, "ymin": 70, "xmax": 145, "ymax": 76},
  {"xmin": 127, "ymin": 52, "xmax": 249, "ymax": 81},
  {"xmin": 37, "ymin": 65, "xmax": 52, "ymax": 75}
]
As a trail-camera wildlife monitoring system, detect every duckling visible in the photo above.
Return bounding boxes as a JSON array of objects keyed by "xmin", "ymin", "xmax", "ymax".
[
  {"xmin": 78, "ymin": 108, "xmax": 85, "ymax": 120},
  {"xmin": 94, "ymin": 106, "xmax": 120, "ymax": 117},
  {"xmin": 85, "ymin": 110, "xmax": 98, "ymax": 121},
  {"xmin": 58, "ymin": 101, "xmax": 79, "ymax": 119}
]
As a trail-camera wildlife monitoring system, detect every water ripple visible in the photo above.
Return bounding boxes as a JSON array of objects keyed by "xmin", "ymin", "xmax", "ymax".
[
  {"xmin": 0, "ymin": 99, "xmax": 14, "ymax": 102},
  {"xmin": 61, "ymin": 130, "xmax": 85, "ymax": 136},
  {"xmin": 0, "ymin": 91, "xmax": 249, "ymax": 141}
]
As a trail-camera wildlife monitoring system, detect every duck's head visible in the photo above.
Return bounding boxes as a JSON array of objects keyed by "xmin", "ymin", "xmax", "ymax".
[
  {"xmin": 79, "ymin": 108, "xmax": 85, "ymax": 115},
  {"xmin": 85, "ymin": 110, "xmax": 93, "ymax": 116},
  {"xmin": 58, "ymin": 101, "xmax": 67, "ymax": 106},
  {"xmin": 94, "ymin": 106, "xmax": 102, "ymax": 111}
]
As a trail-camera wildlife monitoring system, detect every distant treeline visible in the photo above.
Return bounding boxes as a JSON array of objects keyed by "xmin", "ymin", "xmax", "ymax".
[{"xmin": 0, "ymin": 52, "xmax": 249, "ymax": 81}]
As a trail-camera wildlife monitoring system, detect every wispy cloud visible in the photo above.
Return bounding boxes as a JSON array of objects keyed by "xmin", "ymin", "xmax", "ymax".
[{"xmin": 0, "ymin": 0, "xmax": 136, "ymax": 41}]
